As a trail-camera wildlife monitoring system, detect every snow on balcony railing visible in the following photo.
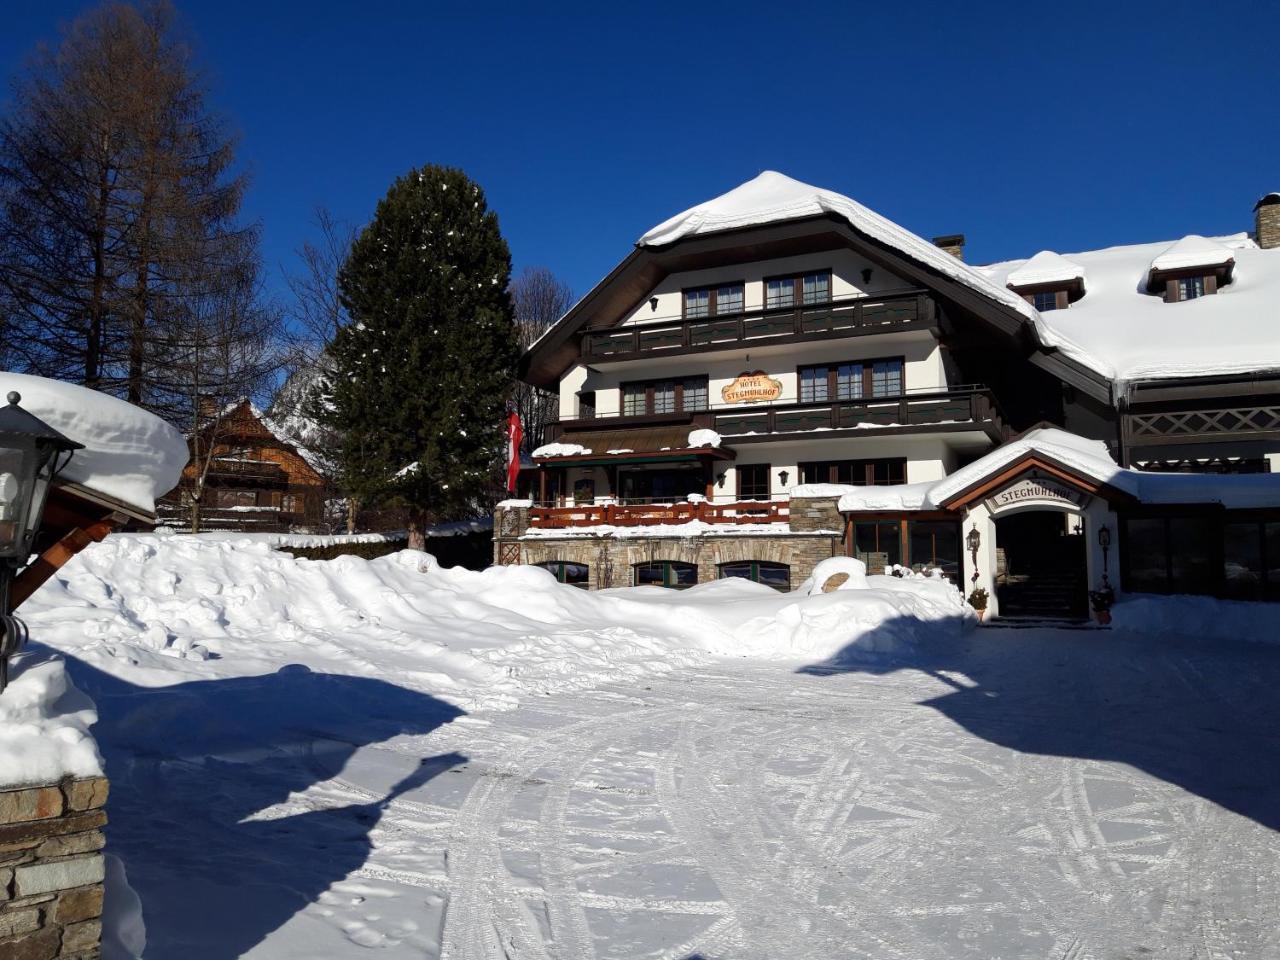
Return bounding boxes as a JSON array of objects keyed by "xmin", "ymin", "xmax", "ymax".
[{"xmin": 528, "ymin": 499, "xmax": 788, "ymax": 529}]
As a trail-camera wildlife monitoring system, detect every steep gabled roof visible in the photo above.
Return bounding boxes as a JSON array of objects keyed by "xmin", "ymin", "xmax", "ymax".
[
  {"xmin": 524, "ymin": 172, "xmax": 1095, "ymax": 391},
  {"xmin": 638, "ymin": 172, "xmax": 1038, "ymax": 322}
]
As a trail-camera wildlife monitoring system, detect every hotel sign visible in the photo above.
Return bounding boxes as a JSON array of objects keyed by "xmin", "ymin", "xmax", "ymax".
[
  {"xmin": 721, "ymin": 371, "xmax": 783, "ymax": 404},
  {"xmin": 984, "ymin": 473, "xmax": 1091, "ymax": 514}
]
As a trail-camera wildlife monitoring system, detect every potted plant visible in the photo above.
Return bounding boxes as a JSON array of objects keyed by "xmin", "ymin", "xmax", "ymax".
[
  {"xmin": 967, "ymin": 587, "xmax": 989, "ymax": 621},
  {"xmin": 1089, "ymin": 584, "xmax": 1116, "ymax": 625}
]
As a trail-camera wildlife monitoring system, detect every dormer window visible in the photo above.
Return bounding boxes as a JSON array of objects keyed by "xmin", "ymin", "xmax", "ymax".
[
  {"xmin": 1147, "ymin": 235, "xmax": 1234, "ymax": 303},
  {"xmin": 1031, "ymin": 291, "xmax": 1060, "ymax": 312},
  {"xmin": 683, "ymin": 282, "xmax": 744, "ymax": 319},
  {"xmin": 1177, "ymin": 276, "xmax": 1205, "ymax": 301},
  {"xmin": 1005, "ymin": 251, "xmax": 1086, "ymax": 311}
]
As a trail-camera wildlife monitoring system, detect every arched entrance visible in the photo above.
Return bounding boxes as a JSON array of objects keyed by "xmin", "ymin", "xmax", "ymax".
[{"xmin": 994, "ymin": 509, "xmax": 1087, "ymax": 619}]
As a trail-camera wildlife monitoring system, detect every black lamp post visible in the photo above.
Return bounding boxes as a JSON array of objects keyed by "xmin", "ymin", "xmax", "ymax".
[{"xmin": 0, "ymin": 391, "xmax": 83, "ymax": 692}]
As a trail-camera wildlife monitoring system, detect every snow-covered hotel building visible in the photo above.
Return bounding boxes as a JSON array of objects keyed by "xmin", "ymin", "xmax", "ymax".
[{"xmin": 495, "ymin": 174, "xmax": 1280, "ymax": 616}]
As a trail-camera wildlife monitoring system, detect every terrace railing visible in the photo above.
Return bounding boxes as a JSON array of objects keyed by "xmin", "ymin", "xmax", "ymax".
[
  {"xmin": 582, "ymin": 288, "xmax": 933, "ymax": 360},
  {"xmin": 528, "ymin": 499, "xmax": 788, "ymax": 529}
]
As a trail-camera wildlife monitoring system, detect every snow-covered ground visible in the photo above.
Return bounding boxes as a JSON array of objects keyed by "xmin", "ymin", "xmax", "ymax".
[{"xmin": 15, "ymin": 535, "xmax": 1280, "ymax": 957}]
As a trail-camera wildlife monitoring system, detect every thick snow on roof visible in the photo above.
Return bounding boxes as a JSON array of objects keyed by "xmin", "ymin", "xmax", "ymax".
[
  {"xmin": 978, "ymin": 233, "xmax": 1280, "ymax": 382},
  {"xmin": 638, "ymin": 171, "xmax": 1037, "ymax": 323},
  {"xmin": 821, "ymin": 427, "xmax": 1280, "ymax": 512},
  {"xmin": 1149, "ymin": 234, "xmax": 1234, "ymax": 272},
  {"xmin": 0, "ymin": 373, "xmax": 187, "ymax": 513},
  {"xmin": 1006, "ymin": 250, "xmax": 1085, "ymax": 288}
]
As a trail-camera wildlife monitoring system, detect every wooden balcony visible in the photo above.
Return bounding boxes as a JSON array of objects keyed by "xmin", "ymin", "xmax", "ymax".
[
  {"xmin": 582, "ymin": 289, "xmax": 934, "ymax": 362},
  {"xmin": 1124, "ymin": 404, "xmax": 1280, "ymax": 448},
  {"xmin": 207, "ymin": 458, "xmax": 288, "ymax": 484},
  {"xmin": 711, "ymin": 386, "xmax": 1008, "ymax": 442},
  {"xmin": 528, "ymin": 499, "xmax": 788, "ymax": 529}
]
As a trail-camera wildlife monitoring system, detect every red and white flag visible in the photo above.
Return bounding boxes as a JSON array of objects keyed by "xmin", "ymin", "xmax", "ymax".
[{"xmin": 505, "ymin": 410, "xmax": 522, "ymax": 493}]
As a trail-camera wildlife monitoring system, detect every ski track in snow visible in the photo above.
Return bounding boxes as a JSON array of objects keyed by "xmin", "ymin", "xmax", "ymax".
[{"xmin": 97, "ymin": 629, "xmax": 1280, "ymax": 959}]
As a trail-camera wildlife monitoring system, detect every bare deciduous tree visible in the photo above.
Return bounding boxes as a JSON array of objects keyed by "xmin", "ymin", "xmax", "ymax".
[
  {"xmin": 0, "ymin": 0, "xmax": 260, "ymax": 421},
  {"xmin": 510, "ymin": 266, "xmax": 573, "ymax": 453}
]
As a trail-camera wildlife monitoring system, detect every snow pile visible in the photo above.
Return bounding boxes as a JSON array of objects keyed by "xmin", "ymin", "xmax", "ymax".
[
  {"xmin": 687, "ymin": 428, "xmax": 721, "ymax": 448},
  {"xmin": 0, "ymin": 372, "xmax": 187, "ymax": 512},
  {"xmin": 531, "ymin": 442, "xmax": 592, "ymax": 458},
  {"xmin": 1111, "ymin": 594, "xmax": 1280, "ymax": 644},
  {"xmin": 1149, "ymin": 235, "xmax": 1234, "ymax": 273},
  {"xmin": 800, "ymin": 556, "xmax": 869, "ymax": 594},
  {"xmin": 1006, "ymin": 250, "xmax": 1086, "ymax": 288},
  {"xmin": 0, "ymin": 654, "xmax": 102, "ymax": 788},
  {"xmin": 23, "ymin": 534, "xmax": 972, "ymax": 712}
]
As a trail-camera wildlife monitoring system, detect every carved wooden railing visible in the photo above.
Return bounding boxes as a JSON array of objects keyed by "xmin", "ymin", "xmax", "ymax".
[
  {"xmin": 1125, "ymin": 405, "xmax": 1280, "ymax": 445},
  {"xmin": 528, "ymin": 500, "xmax": 788, "ymax": 529},
  {"xmin": 583, "ymin": 289, "xmax": 933, "ymax": 360}
]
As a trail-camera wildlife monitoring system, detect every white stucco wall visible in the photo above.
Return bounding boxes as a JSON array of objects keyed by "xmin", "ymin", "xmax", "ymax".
[
  {"xmin": 618, "ymin": 248, "xmax": 908, "ymax": 329},
  {"xmin": 561, "ymin": 331, "xmax": 946, "ymax": 419}
]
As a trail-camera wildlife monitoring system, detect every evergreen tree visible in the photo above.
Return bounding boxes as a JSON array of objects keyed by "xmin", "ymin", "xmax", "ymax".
[{"xmin": 327, "ymin": 165, "xmax": 518, "ymax": 547}]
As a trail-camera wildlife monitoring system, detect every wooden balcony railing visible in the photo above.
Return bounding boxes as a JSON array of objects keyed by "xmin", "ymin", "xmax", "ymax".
[
  {"xmin": 583, "ymin": 289, "xmax": 933, "ymax": 360},
  {"xmin": 529, "ymin": 499, "xmax": 789, "ymax": 529},
  {"xmin": 1124, "ymin": 405, "xmax": 1280, "ymax": 447},
  {"xmin": 710, "ymin": 386, "xmax": 1007, "ymax": 439},
  {"xmin": 207, "ymin": 459, "xmax": 288, "ymax": 483}
]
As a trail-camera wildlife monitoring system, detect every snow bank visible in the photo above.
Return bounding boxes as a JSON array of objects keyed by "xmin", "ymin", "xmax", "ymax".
[
  {"xmin": 23, "ymin": 534, "xmax": 972, "ymax": 712},
  {"xmin": 0, "ymin": 654, "xmax": 102, "ymax": 788},
  {"xmin": 0, "ymin": 372, "xmax": 187, "ymax": 512},
  {"xmin": 532, "ymin": 442, "xmax": 591, "ymax": 458},
  {"xmin": 799, "ymin": 556, "xmax": 869, "ymax": 595},
  {"xmin": 687, "ymin": 428, "xmax": 721, "ymax": 448},
  {"xmin": 1111, "ymin": 594, "xmax": 1280, "ymax": 645}
]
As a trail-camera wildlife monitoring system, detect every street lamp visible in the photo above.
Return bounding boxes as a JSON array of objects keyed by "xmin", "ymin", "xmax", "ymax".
[
  {"xmin": 1097, "ymin": 523, "xmax": 1112, "ymax": 586},
  {"xmin": 0, "ymin": 391, "xmax": 83, "ymax": 692}
]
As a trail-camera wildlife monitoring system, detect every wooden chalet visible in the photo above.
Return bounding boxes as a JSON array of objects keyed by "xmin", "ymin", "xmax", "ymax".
[
  {"xmin": 160, "ymin": 400, "xmax": 328, "ymax": 533},
  {"xmin": 495, "ymin": 172, "xmax": 1280, "ymax": 615}
]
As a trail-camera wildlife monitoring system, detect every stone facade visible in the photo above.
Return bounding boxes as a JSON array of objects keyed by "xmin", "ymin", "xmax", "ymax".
[
  {"xmin": 0, "ymin": 777, "xmax": 109, "ymax": 960},
  {"xmin": 1257, "ymin": 196, "xmax": 1280, "ymax": 250},
  {"xmin": 493, "ymin": 499, "xmax": 844, "ymax": 589}
]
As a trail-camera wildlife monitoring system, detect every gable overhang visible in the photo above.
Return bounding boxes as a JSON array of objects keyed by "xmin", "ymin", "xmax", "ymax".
[
  {"xmin": 522, "ymin": 212, "xmax": 1115, "ymax": 405},
  {"xmin": 938, "ymin": 451, "xmax": 1139, "ymax": 513}
]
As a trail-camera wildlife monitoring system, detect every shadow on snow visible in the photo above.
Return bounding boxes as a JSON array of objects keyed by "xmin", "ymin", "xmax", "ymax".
[
  {"xmin": 60, "ymin": 654, "xmax": 466, "ymax": 959},
  {"xmin": 798, "ymin": 615, "xmax": 1280, "ymax": 833}
]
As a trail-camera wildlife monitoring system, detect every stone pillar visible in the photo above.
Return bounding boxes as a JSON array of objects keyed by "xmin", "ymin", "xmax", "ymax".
[
  {"xmin": 493, "ymin": 503, "xmax": 530, "ymax": 565},
  {"xmin": 1255, "ymin": 194, "xmax": 1280, "ymax": 250},
  {"xmin": 0, "ymin": 776, "xmax": 109, "ymax": 958},
  {"xmin": 788, "ymin": 497, "xmax": 842, "ymax": 533}
]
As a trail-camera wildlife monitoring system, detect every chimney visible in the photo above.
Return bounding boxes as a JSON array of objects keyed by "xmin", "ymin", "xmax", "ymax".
[
  {"xmin": 1255, "ymin": 193, "xmax": 1280, "ymax": 249},
  {"xmin": 932, "ymin": 233, "xmax": 965, "ymax": 261}
]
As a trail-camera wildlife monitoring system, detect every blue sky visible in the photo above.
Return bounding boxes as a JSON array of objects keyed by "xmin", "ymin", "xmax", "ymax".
[{"xmin": 4, "ymin": 1, "xmax": 1279, "ymax": 304}]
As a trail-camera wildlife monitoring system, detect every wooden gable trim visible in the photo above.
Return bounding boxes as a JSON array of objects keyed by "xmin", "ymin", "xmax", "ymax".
[{"xmin": 939, "ymin": 452, "xmax": 1139, "ymax": 511}]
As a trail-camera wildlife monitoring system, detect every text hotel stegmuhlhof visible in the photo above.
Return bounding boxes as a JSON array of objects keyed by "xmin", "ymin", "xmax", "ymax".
[{"xmin": 982, "ymin": 472, "xmax": 1092, "ymax": 515}]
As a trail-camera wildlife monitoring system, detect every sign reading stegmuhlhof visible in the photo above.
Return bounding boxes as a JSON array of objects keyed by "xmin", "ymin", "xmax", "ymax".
[{"xmin": 984, "ymin": 471, "xmax": 1092, "ymax": 514}]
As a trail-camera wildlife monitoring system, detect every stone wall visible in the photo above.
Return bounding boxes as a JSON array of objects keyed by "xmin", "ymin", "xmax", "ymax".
[
  {"xmin": 788, "ymin": 497, "xmax": 844, "ymax": 533},
  {"xmin": 509, "ymin": 533, "xmax": 841, "ymax": 590},
  {"xmin": 0, "ymin": 777, "xmax": 108, "ymax": 959}
]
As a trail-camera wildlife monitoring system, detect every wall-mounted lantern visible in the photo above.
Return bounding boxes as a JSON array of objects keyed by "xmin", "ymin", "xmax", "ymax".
[
  {"xmin": 966, "ymin": 524, "xmax": 982, "ymax": 584},
  {"xmin": 649, "ymin": 297, "xmax": 659, "ymax": 312},
  {"xmin": 1097, "ymin": 523, "xmax": 1112, "ymax": 585},
  {"xmin": 0, "ymin": 391, "xmax": 82, "ymax": 691},
  {"xmin": 777, "ymin": 469, "xmax": 789, "ymax": 487}
]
